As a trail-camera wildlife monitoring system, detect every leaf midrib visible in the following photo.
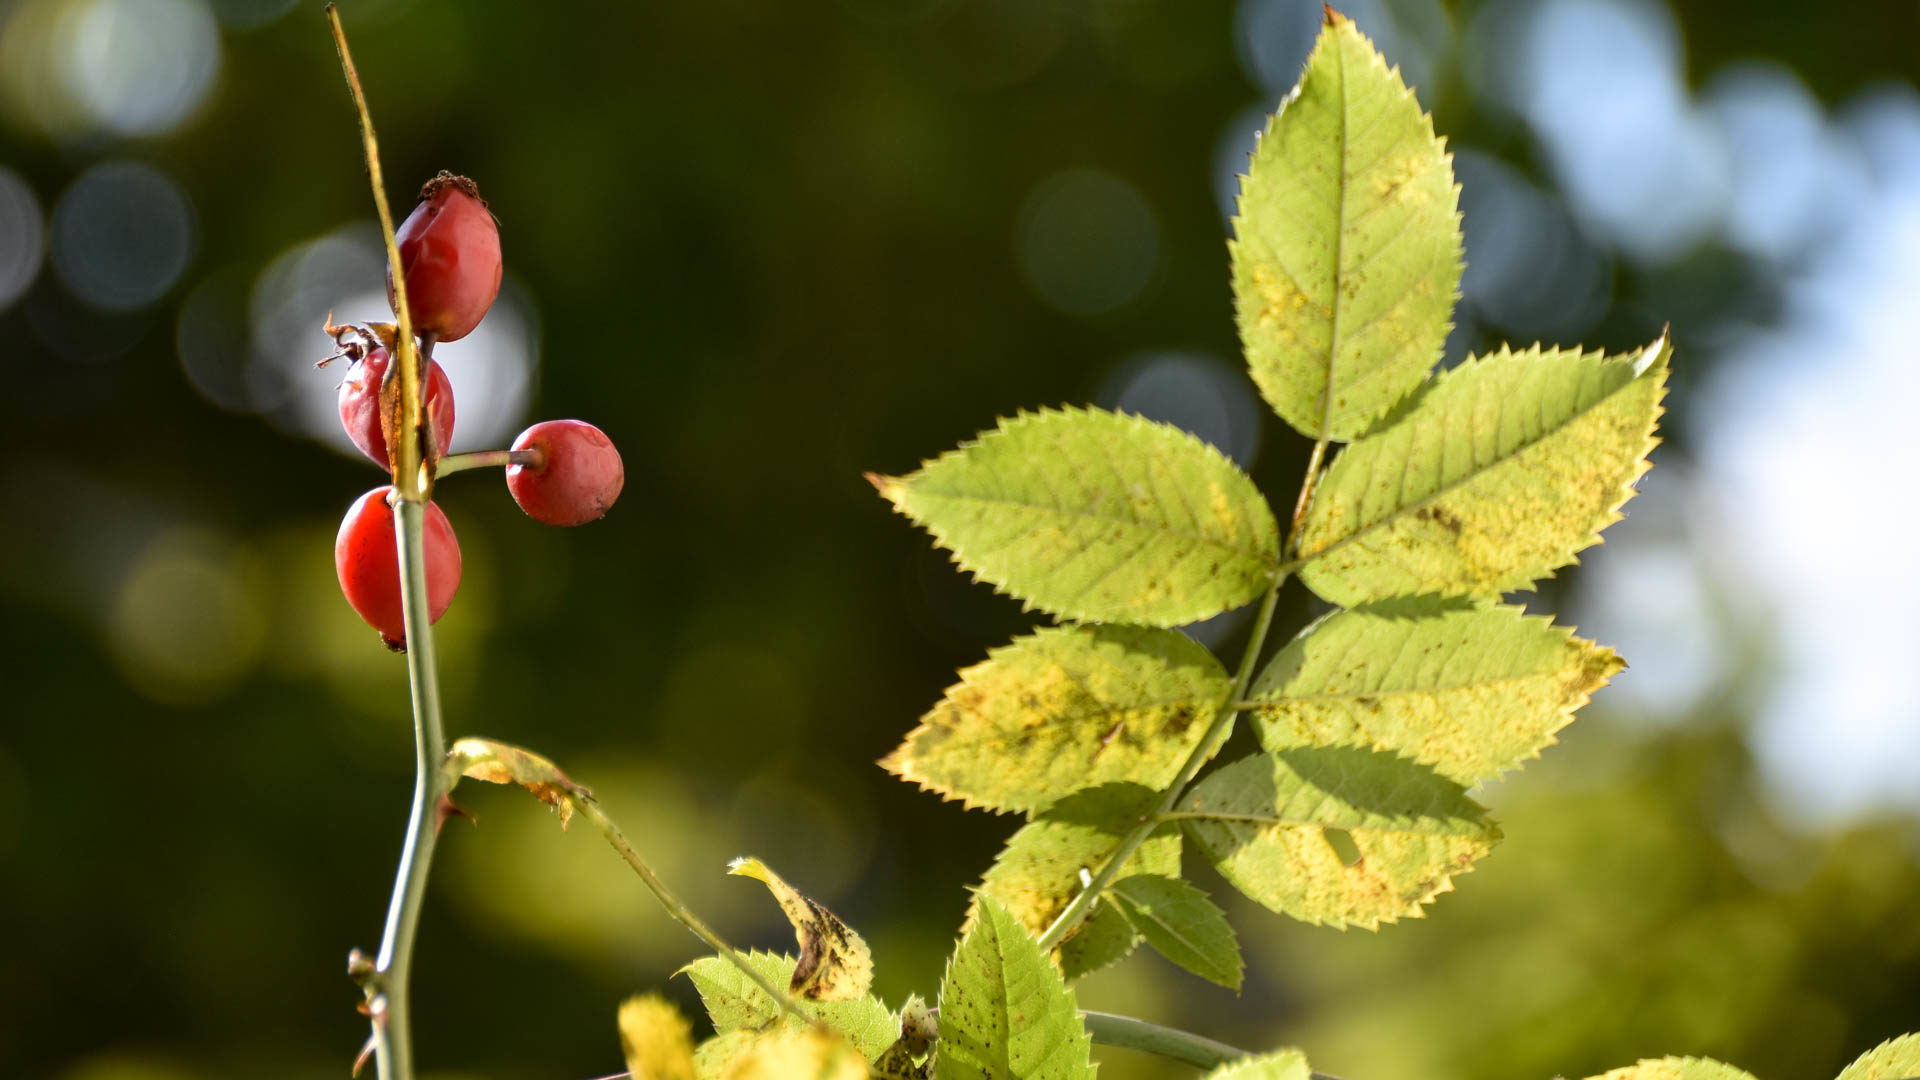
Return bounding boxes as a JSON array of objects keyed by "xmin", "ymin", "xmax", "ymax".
[
  {"xmin": 1314, "ymin": 28, "xmax": 1352, "ymax": 444},
  {"xmin": 1177, "ymin": 809, "xmax": 1488, "ymax": 837},
  {"xmin": 913, "ymin": 486, "xmax": 1278, "ymax": 568},
  {"xmin": 1256, "ymin": 667, "xmax": 1574, "ymax": 704}
]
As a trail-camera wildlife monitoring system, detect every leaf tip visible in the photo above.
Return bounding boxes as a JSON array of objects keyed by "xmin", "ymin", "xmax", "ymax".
[
  {"xmin": 1323, "ymin": 2, "xmax": 1343, "ymax": 26},
  {"xmin": 1633, "ymin": 328, "xmax": 1673, "ymax": 377},
  {"xmin": 726, "ymin": 855, "xmax": 770, "ymax": 882},
  {"xmin": 864, "ymin": 471, "xmax": 904, "ymax": 502}
]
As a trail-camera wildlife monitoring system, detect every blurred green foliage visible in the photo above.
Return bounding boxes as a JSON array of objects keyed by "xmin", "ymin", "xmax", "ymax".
[{"xmin": 1, "ymin": 2, "xmax": 1916, "ymax": 1079}]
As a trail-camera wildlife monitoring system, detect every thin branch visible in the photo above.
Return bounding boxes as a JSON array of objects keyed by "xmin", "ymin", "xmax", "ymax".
[
  {"xmin": 327, "ymin": 3, "xmax": 429, "ymax": 502},
  {"xmin": 436, "ymin": 448, "xmax": 540, "ymax": 477},
  {"xmin": 569, "ymin": 796, "xmax": 814, "ymax": 1028},
  {"xmin": 1037, "ymin": 578, "xmax": 1285, "ymax": 953},
  {"xmin": 1039, "ymin": 432, "xmax": 1331, "ymax": 953},
  {"xmin": 1287, "ymin": 438, "xmax": 1329, "ymax": 553}
]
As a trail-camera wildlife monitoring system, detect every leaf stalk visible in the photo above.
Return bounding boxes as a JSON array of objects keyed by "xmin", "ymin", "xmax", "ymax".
[
  {"xmin": 1036, "ymin": 578, "xmax": 1284, "ymax": 953},
  {"xmin": 567, "ymin": 796, "xmax": 813, "ymax": 1027}
]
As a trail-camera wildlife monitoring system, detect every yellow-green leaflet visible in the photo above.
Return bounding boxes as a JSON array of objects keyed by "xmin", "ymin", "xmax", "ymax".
[
  {"xmin": 1297, "ymin": 335, "xmax": 1669, "ymax": 605},
  {"xmin": 1230, "ymin": 10, "xmax": 1462, "ymax": 441},
  {"xmin": 872, "ymin": 406, "xmax": 1278, "ymax": 627},
  {"xmin": 1835, "ymin": 1033, "xmax": 1920, "ymax": 1080},
  {"xmin": 1179, "ymin": 747, "xmax": 1499, "ymax": 929},
  {"xmin": 883, "ymin": 625, "xmax": 1232, "ymax": 814},
  {"xmin": 1251, "ymin": 598, "xmax": 1621, "ymax": 784},
  {"xmin": 971, "ymin": 783, "xmax": 1181, "ymax": 979}
]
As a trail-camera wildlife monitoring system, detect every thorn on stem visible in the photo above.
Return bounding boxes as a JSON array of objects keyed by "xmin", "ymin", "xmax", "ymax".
[{"xmin": 435, "ymin": 792, "xmax": 475, "ymax": 834}]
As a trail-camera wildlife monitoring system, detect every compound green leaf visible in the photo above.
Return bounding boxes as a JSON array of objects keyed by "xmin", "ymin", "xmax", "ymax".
[
  {"xmin": 884, "ymin": 625, "xmax": 1232, "ymax": 813},
  {"xmin": 1296, "ymin": 334, "xmax": 1669, "ymax": 605},
  {"xmin": 1835, "ymin": 1034, "xmax": 1920, "ymax": 1080},
  {"xmin": 1250, "ymin": 597, "xmax": 1623, "ymax": 784},
  {"xmin": 1108, "ymin": 874, "xmax": 1243, "ymax": 990},
  {"xmin": 1582, "ymin": 1058, "xmax": 1759, "ymax": 1080},
  {"xmin": 974, "ymin": 784, "xmax": 1181, "ymax": 977},
  {"xmin": 1205, "ymin": 1050, "xmax": 1313, "ymax": 1080},
  {"xmin": 679, "ymin": 951, "xmax": 897, "ymax": 1061},
  {"xmin": 1230, "ymin": 10, "xmax": 1462, "ymax": 441},
  {"xmin": 870, "ymin": 406, "xmax": 1278, "ymax": 626},
  {"xmin": 1178, "ymin": 747, "xmax": 1500, "ymax": 928},
  {"xmin": 937, "ymin": 896, "xmax": 1096, "ymax": 1080}
]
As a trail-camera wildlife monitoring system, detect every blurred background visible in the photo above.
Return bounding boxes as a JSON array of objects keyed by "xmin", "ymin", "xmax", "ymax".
[{"xmin": 2, "ymin": 0, "xmax": 1917, "ymax": 1078}]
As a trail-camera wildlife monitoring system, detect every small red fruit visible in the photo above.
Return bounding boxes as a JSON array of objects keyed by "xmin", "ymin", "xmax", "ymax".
[
  {"xmin": 338, "ymin": 345, "xmax": 456, "ymax": 468},
  {"xmin": 335, "ymin": 486, "xmax": 463, "ymax": 646},
  {"xmin": 387, "ymin": 172, "xmax": 502, "ymax": 343},
  {"xmin": 506, "ymin": 420, "xmax": 625, "ymax": 526}
]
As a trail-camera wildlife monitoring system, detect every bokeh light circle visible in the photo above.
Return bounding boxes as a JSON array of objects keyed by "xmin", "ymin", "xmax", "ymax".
[
  {"xmin": 1015, "ymin": 169, "xmax": 1159, "ymax": 317},
  {"xmin": 1096, "ymin": 351, "xmax": 1263, "ymax": 470},
  {"xmin": 59, "ymin": 0, "xmax": 221, "ymax": 137},
  {"xmin": 50, "ymin": 161, "xmax": 196, "ymax": 311},
  {"xmin": 107, "ymin": 528, "xmax": 267, "ymax": 707},
  {"xmin": 0, "ymin": 167, "xmax": 46, "ymax": 310},
  {"xmin": 245, "ymin": 225, "xmax": 537, "ymax": 455}
]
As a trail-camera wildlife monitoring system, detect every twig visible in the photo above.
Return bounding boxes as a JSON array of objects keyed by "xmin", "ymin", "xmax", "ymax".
[
  {"xmin": 436, "ymin": 448, "xmax": 541, "ymax": 477},
  {"xmin": 569, "ymin": 796, "xmax": 815, "ymax": 1027}
]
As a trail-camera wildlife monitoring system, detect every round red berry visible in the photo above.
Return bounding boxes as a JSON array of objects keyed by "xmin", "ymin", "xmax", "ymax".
[
  {"xmin": 338, "ymin": 345, "xmax": 455, "ymax": 469},
  {"xmin": 506, "ymin": 420, "xmax": 625, "ymax": 527},
  {"xmin": 335, "ymin": 486, "xmax": 463, "ymax": 646},
  {"xmin": 387, "ymin": 172, "xmax": 502, "ymax": 343}
]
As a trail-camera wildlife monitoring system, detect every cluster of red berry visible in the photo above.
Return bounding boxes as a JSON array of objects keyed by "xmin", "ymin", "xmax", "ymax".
[{"xmin": 326, "ymin": 174, "xmax": 624, "ymax": 648}]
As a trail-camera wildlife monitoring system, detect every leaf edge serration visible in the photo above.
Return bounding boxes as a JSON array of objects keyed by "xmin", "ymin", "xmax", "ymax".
[
  {"xmin": 1296, "ymin": 331, "xmax": 1672, "ymax": 604},
  {"xmin": 1249, "ymin": 598, "xmax": 1626, "ymax": 785},
  {"xmin": 879, "ymin": 624, "xmax": 1232, "ymax": 815}
]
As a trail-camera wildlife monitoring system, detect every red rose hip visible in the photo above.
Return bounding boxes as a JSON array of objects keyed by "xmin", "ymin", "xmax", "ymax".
[
  {"xmin": 338, "ymin": 345, "xmax": 456, "ymax": 468},
  {"xmin": 506, "ymin": 420, "xmax": 625, "ymax": 526},
  {"xmin": 387, "ymin": 172, "xmax": 502, "ymax": 343},
  {"xmin": 335, "ymin": 486, "xmax": 463, "ymax": 646}
]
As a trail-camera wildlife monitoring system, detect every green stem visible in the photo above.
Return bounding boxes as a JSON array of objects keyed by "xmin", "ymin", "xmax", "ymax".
[
  {"xmin": 1081, "ymin": 1011, "xmax": 1248, "ymax": 1070},
  {"xmin": 1036, "ymin": 435, "xmax": 1332, "ymax": 954},
  {"xmin": 570, "ymin": 797, "xmax": 813, "ymax": 1027},
  {"xmin": 1036, "ymin": 580, "xmax": 1284, "ymax": 953},
  {"xmin": 368, "ymin": 501, "xmax": 449, "ymax": 1080},
  {"xmin": 436, "ymin": 449, "xmax": 540, "ymax": 477},
  {"xmin": 1287, "ymin": 439, "xmax": 1329, "ymax": 549}
]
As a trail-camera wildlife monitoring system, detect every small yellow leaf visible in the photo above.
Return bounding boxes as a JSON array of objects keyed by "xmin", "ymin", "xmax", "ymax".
[
  {"xmin": 1582, "ymin": 1057, "xmax": 1759, "ymax": 1080},
  {"xmin": 727, "ymin": 857, "xmax": 874, "ymax": 1002},
  {"xmin": 616, "ymin": 994, "xmax": 696, "ymax": 1080},
  {"xmin": 718, "ymin": 1028, "xmax": 868, "ymax": 1080},
  {"xmin": 442, "ymin": 737, "xmax": 589, "ymax": 828}
]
